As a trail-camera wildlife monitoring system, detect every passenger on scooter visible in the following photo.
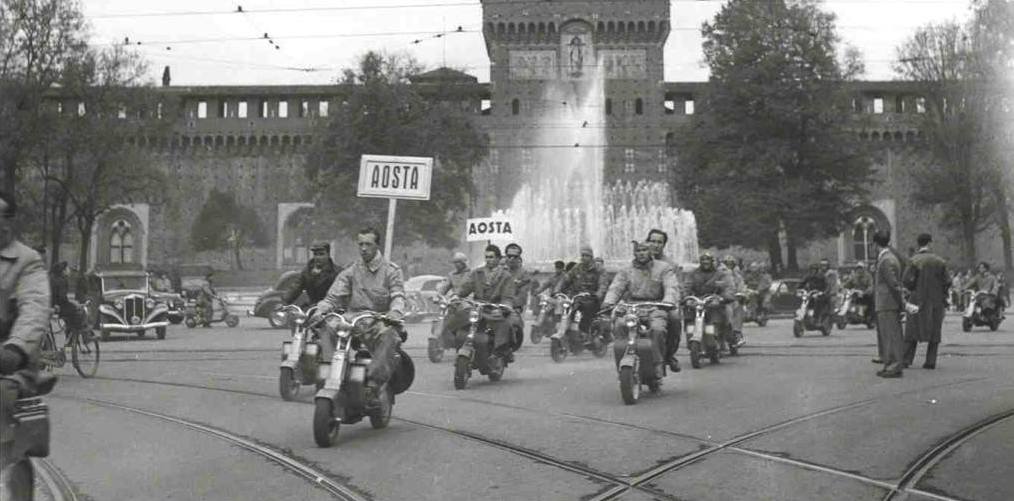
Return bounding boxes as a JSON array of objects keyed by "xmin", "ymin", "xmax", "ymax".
[
  {"xmin": 282, "ymin": 242, "xmax": 341, "ymax": 306},
  {"xmin": 553, "ymin": 245, "xmax": 608, "ymax": 336},
  {"xmin": 601, "ymin": 241, "xmax": 680, "ymax": 380},
  {"xmin": 450, "ymin": 244, "xmax": 514, "ymax": 360},
  {"xmin": 820, "ymin": 258, "xmax": 842, "ymax": 314},
  {"xmin": 311, "ymin": 227, "xmax": 406, "ymax": 389},
  {"xmin": 721, "ymin": 255, "xmax": 747, "ymax": 348},
  {"xmin": 645, "ymin": 228, "xmax": 682, "ymax": 372},
  {"xmin": 844, "ymin": 262, "xmax": 874, "ymax": 312},
  {"xmin": 502, "ymin": 243, "xmax": 533, "ymax": 354},
  {"xmin": 683, "ymin": 253, "xmax": 737, "ymax": 346},
  {"xmin": 0, "ymin": 190, "xmax": 52, "ymax": 501},
  {"xmin": 743, "ymin": 261, "xmax": 773, "ymax": 312},
  {"xmin": 800, "ymin": 264, "xmax": 832, "ymax": 322}
]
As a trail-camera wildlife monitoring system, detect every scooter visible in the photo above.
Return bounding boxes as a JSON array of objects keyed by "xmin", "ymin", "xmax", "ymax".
[
  {"xmin": 277, "ymin": 304, "xmax": 323, "ymax": 401},
  {"xmin": 531, "ymin": 293, "xmax": 560, "ymax": 345},
  {"xmin": 683, "ymin": 295, "xmax": 729, "ymax": 368},
  {"xmin": 426, "ymin": 294, "xmax": 463, "ymax": 363},
  {"xmin": 835, "ymin": 289, "xmax": 874, "ymax": 330},
  {"xmin": 0, "ymin": 374, "xmax": 57, "ymax": 501},
  {"xmin": 612, "ymin": 301, "xmax": 675, "ymax": 405},
  {"xmin": 737, "ymin": 289, "xmax": 769, "ymax": 327},
  {"xmin": 962, "ymin": 291, "xmax": 1004, "ymax": 332},
  {"xmin": 184, "ymin": 293, "xmax": 239, "ymax": 328},
  {"xmin": 549, "ymin": 293, "xmax": 610, "ymax": 362},
  {"xmin": 793, "ymin": 290, "xmax": 832, "ymax": 337},
  {"xmin": 453, "ymin": 300, "xmax": 515, "ymax": 390},
  {"xmin": 311, "ymin": 310, "xmax": 409, "ymax": 447}
]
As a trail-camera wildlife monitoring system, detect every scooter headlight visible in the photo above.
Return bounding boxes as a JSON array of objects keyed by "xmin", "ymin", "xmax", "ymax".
[
  {"xmin": 294, "ymin": 316, "xmax": 306, "ymax": 326},
  {"xmin": 272, "ymin": 309, "xmax": 288, "ymax": 326},
  {"xmin": 624, "ymin": 314, "xmax": 638, "ymax": 329},
  {"xmin": 562, "ymin": 301, "xmax": 572, "ymax": 310},
  {"xmin": 468, "ymin": 309, "xmax": 480, "ymax": 323}
]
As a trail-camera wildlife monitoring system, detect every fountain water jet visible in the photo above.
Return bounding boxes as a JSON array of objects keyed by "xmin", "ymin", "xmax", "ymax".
[{"xmin": 493, "ymin": 65, "xmax": 699, "ymax": 268}]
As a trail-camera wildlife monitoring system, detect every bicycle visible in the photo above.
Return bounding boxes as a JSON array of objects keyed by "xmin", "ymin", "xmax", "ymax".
[{"xmin": 41, "ymin": 301, "xmax": 100, "ymax": 378}]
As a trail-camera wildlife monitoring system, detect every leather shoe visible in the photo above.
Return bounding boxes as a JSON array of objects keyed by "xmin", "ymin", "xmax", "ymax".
[
  {"xmin": 922, "ymin": 363, "xmax": 936, "ymax": 370},
  {"xmin": 654, "ymin": 363, "xmax": 665, "ymax": 380},
  {"xmin": 878, "ymin": 371, "xmax": 903, "ymax": 378},
  {"xmin": 871, "ymin": 358, "xmax": 882, "ymax": 364},
  {"xmin": 668, "ymin": 357, "xmax": 681, "ymax": 373}
]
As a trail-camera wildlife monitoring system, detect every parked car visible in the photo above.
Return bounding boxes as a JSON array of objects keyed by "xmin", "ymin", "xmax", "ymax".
[
  {"xmin": 768, "ymin": 278, "xmax": 804, "ymax": 315},
  {"xmin": 403, "ymin": 274, "xmax": 445, "ymax": 323},
  {"xmin": 89, "ymin": 270, "xmax": 171, "ymax": 340},
  {"xmin": 248, "ymin": 270, "xmax": 308, "ymax": 328}
]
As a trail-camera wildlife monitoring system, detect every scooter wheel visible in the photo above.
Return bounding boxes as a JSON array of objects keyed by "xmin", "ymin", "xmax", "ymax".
[
  {"xmin": 793, "ymin": 320, "xmax": 804, "ymax": 338},
  {"xmin": 689, "ymin": 340, "xmax": 702, "ymax": 369},
  {"xmin": 962, "ymin": 317, "xmax": 972, "ymax": 332},
  {"xmin": 453, "ymin": 356, "xmax": 470, "ymax": 390},
  {"xmin": 550, "ymin": 337, "xmax": 567, "ymax": 363},
  {"xmin": 427, "ymin": 338, "xmax": 444, "ymax": 363},
  {"xmin": 619, "ymin": 366, "xmax": 640, "ymax": 405},
  {"xmin": 279, "ymin": 367, "xmax": 299, "ymax": 401},
  {"xmin": 313, "ymin": 399, "xmax": 340, "ymax": 447}
]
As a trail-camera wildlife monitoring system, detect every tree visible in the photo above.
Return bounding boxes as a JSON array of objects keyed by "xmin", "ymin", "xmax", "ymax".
[
  {"xmin": 0, "ymin": 0, "xmax": 87, "ymax": 198},
  {"xmin": 674, "ymin": 0, "xmax": 872, "ymax": 271},
  {"xmin": 306, "ymin": 51, "xmax": 488, "ymax": 249},
  {"xmin": 191, "ymin": 188, "xmax": 269, "ymax": 270},
  {"xmin": 22, "ymin": 45, "xmax": 172, "ymax": 273},
  {"xmin": 894, "ymin": 0, "xmax": 1014, "ymax": 267}
]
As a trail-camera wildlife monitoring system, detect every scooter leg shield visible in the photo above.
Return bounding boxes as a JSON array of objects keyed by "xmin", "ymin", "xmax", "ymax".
[
  {"xmin": 389, "ymin": 348, "xmax": 415, "ymax": 395},
  {"xmin": 635, "ymin": 338, "xmax": 657, "ymax": 366},
  {"xmin": 613, "ymin": 341, "xmax": 629, "ymax": 368}
]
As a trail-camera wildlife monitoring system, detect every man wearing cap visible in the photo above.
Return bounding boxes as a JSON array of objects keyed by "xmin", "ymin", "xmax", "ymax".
[
  {"xmin": 902, "ymin": 233, "xmax": 949, "ymax": 369},
  {"xmin": 601, "ymin": 241, "xmax": 680, "ymax": 380},
  {"xmin": 501, "ymin": 243, "xmax": 534, "ymax": 353},
  {"xmin": 282, "ymin": 242, "xmax": 342, "ymax": 306},
  {"xmin": 313, "ymin": 227, "xmax": 406, "ymax": 389},
  {"xmin": 1, "ymin": 190, "xmax": 52, "ymax": 499},
  {"xmin": 454, "ymin": 244, "xmax": 514, "ymax": 362},
  {"xmin": 683, "ymin": 252, "xmax": 736, "ymax": 353},
  {"xmin": 553, "ymin": 245, "xmax": 608, "ymax": 337}
]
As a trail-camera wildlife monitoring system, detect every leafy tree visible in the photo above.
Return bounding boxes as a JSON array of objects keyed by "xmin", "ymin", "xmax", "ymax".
[
  {"xmin": 0, "ymin": 0, "xmax": 87, "ymax": 198},
  {"xmin": 674, "ymin": 0, "xmax": 872, "ymax": 271},
  {"xmin": 894, "ymin": 0, "xmax": 1013, "ymax": 268},
  {"xmin": 191, "ymin": 188, "xmax": 269, "ymax": 270},
  {"xmin": 306, "ymin": 51, "xmax": 488, "ymax": 249}
]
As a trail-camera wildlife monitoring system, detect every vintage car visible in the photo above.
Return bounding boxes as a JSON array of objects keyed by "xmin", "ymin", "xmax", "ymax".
[
  {"xmin": 404, "ymin": 274, "xmax": 445, "ymax": 323},
  {"xmin": 149, "ymin": 278, "xmax": 185, "ymax": 324},
  {"xmin": 768, "ymin": 278, "xmax": 804, "ymax": 315},
  {"xmin": 90, "ymin": 270, "xmax": 171, "ymax": 340},
  {"xmin": 248, "ymin": 271, "xmax": 307, "ymax": 328}
]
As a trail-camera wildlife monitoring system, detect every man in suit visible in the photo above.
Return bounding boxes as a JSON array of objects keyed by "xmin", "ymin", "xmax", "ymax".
[
  {"xmin": 873, "ymin": 229, "xmax": 906, "ymax": 378},
  {"xmin": 902, "ymin": 233, "xmax": 949, "ymax": 369}
]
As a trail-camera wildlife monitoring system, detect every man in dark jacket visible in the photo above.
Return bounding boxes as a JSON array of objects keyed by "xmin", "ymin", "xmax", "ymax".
[
  {"xmin": 902, "ymin": 233, "xmax": 949, "ymax": 369},
  {"xmin": 553, "ymin": 245, "xmax": 608, "ymax": 336},
  {"xmin": 282, "ymin": 242, "xmax": 342, "ymax": 306},
  {"xmin": 49, "ymin": 261, "xmax": 86, "ymax": 335}
]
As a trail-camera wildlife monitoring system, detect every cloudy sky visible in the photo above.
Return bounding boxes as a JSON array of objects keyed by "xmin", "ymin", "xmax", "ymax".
[{"xmin": 80, "ymin": 0, "xmax": 978, "ymax": 86}]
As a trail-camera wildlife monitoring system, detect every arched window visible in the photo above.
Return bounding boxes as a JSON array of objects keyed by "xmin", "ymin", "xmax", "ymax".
[
  {"xmin": 635, "ymin": 98, "xmax": 643, "ymax": 115},
  {"xmin": 852, "ymin": 216, "xmax": 877, "ymax": 264},
  {"xmin": 109, "ymin": 219, "xmax": 134, "ymax": 264},
  {"xmin": 512, "ymin": 98, "xmax": 520, "ymax": 115}
]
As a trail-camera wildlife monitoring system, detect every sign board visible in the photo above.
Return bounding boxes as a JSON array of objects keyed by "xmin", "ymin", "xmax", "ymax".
[
  {"xmin": 466, "ymin": 216, "xmax": 516, "ymax": 242},
  {"xmin": 357, "ymin": 155, "xmax": 433, "ymax": 201}
]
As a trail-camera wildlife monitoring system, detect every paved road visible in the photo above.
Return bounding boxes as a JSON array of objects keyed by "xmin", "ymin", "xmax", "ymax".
[{"xmin": 29, "ymin": 314, "xmax": 1014, "ymax": 500}]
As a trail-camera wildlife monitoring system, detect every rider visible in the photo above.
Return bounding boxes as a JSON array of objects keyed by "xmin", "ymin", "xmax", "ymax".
[
  {"xmin": 282, "ymin": 242, "xmax": 341, "ymax": 306},
  {"xmin": 800, "ymin": 263, "xmax": 832, "ymax": 321},
  {"xmin": 964, "ymin": 262, "xmax": 999, "ymax": 312},
  {"xmin": 844, "ymin": 262, "xmax": 874, "ymax": 316},
  {"xmin": 684, "ymin": 252, "xmax": 737, "ymax": 345},
  {"xmin": 722, "ymin": 255, "xmax": 747, "ymax": 348},
  {"xmin": 49, "ymin": 261, "xmax": 87, "ymax": 336},
  {"xmin": 553, "ymin": 245, "xmax": 608, "ymax": 337},
  {"xmin": 820, "ymin": 258, "xmax": 842, "ymax": 314},
  {"xmin": 501, "ymin": 243, "xmax": 533, "ymax": 354},
  {"xmin": 434, "ymin": 252, "xmax": 472, "ymax": 345},
  {"xmin": 197, "ymin": 271, "xmax": 220, "ymax": 324},
  {"xmin": 601, "ymin": 241, "xmax": 680, "ymax": 380},
  {"xmin": 646, "ymin": 228, "xmax": 682, "ymax": 372},
  {"xmin": 311, "ymin": 227, "xmax": 406, "ymax": 388},
  {"xmin": 0, "ymin": 191, "xmax": 52, "ymax": 501},
  {"xmin": 452, "ymin": 244, "xmax": 514, "ymax": 362},
  {"xmin": 743, "ymin": 261, "xmax": 773, "ymax": 313}
]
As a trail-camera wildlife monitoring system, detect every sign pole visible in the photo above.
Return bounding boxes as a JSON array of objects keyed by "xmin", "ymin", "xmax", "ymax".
[{"xmin": 385, "ymin": 198, "xmax": 397, "ymax": 258}]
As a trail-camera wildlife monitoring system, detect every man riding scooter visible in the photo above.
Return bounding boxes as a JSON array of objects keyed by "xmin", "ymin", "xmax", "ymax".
[
  {"xmin": 553, "ymin": 245, "xmax": 608, "ymax": 339},
  {"xmin": 683, "ymin": 253, "xmax": 737, "ymax": 350},
  {"xmin": 801, "ymin": 263, "xmax": 833, "ymax": 325}
]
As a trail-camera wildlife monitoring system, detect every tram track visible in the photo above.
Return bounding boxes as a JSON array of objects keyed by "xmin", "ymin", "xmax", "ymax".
[
  {"xmin": 33, "ymin": 458, "xmax": 80, "ymax": 501},
  {"xmin": 69, "ymin": 373, "xmax": 991, "ymax": 500}
]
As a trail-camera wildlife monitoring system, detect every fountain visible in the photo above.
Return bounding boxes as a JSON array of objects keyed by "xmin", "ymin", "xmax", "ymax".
[{"xmin": 492, "ymin": 65, "xmax": 699, "ymax": 269}]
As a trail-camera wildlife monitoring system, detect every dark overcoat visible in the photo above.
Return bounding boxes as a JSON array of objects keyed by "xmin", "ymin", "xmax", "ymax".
[{"xmin": 903, "ymin": 250, "xmax": 949, "ymax": 343}]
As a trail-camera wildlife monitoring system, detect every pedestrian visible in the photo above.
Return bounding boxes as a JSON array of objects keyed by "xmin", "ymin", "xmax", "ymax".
[
  {"xmin": 873, "ymin": 229, "xmax": 907, "ymax": 378},
  {"xmin": 902, "ymin": 233, "xmax": 949, "ymax": 369}
]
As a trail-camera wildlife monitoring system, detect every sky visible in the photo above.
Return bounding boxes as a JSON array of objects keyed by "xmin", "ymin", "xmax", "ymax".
[{"xmin": 80, "ymin": 0, "xmax": 981, "ymax": 86}]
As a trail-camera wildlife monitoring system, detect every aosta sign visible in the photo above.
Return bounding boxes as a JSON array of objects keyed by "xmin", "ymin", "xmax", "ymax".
[
  {"xmin": 357, "ymin": 155, "xmax": 433, "ymax": 201},
  {"xmin": 466, "ymin": 217, "xmax": 516, "ymax": 242}
]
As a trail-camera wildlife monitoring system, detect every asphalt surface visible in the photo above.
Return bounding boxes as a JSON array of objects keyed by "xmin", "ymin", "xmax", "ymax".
[{"xmin": 27, "ymin": 312, "xmax": 1014, "ymax": 501}]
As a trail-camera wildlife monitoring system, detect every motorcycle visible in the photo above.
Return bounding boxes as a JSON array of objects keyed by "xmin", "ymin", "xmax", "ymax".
[
  {"xmin": 311, "ymin": 310, "xmax": 409, "ymax": 447},
  {"xmin": 549, "ymin": 293, "xmax": 610, "ymax": 362},
  {"xmin": 612, "ymin": 301, "xmax": 675, "ymax": 405},
  {"xmin": 0, "ymin": 374, "xmax": 57, "ymax": 501},
  {"xmin": 530, "ymin": 293, "xmax": 561, "ymax": 345},
  {"xmin": 277, "ymin": 304, "xmax": 323, "ymax": 401},
  {"xmin": 962, "ymin": 291, "xmax": 1004, "ymax": 332},
  {"xmin": 835, "ymin": 289, "xmax": 874, "ymax": 330},
  {"xmin": 736, "ymin": 289, "xmax": 769, "ymax": 327},
  {"xmin": 793, "ymin": 290, "xmax": 832, "ymax": 337},
  {"xmin": 683, "ymin": 295, "xmax": 730, "ymax": 368},
  {"xmin": 453, "ymin": 300, "xmax": 515, "ymax": 390},
  {"xmin": 183, "ymin": 288, "xmax": 239, "ymax": 328},
  {"xmin": 426, "ymin": 294, "xmax": 462, "ymax": 363}
]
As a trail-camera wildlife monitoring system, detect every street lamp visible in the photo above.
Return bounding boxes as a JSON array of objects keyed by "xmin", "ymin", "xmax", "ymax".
[{"xmin": 856, "ymin": 216, "xmax": 876, "ymax": 265}]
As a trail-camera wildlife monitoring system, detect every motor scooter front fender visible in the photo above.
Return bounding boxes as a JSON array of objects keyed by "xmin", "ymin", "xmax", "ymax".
[
  {"xmin": 457, "ymin": 342, "xmax": 474, "ymax": 360},
  {"xmin": 613, "ymin": 341, "xmax": 632, "ymax": 368},
  {"xmin": 314, "ymin": 389, "xmax": 339, "ymax": 403}
]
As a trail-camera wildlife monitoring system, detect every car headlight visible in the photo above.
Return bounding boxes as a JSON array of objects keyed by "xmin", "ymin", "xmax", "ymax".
[
  {"xmin": 468, "ymin": 310, "xmax": 480, "ymax": 324},
  {"xmin": 116, "ymin": 299, "xmax": 124, "ymax": 310},
  {"xmin": 146, "ymin": 298, "xmax": 156, "ymax": 309}
]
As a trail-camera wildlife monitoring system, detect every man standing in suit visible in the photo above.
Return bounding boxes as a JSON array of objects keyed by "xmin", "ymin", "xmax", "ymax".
[
  {"xmin": 902, "ymin": 234, "xmax": 949, "ymax": 369},
  {"xmin": 874, "ymin": 229, "xmax": 906, "ymax": 378}
]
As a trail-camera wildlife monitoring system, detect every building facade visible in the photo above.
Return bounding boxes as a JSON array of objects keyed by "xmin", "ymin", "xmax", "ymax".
[{"xmin": 71, "ymin": 0, "xmax": 1006, "ymax": 272}]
